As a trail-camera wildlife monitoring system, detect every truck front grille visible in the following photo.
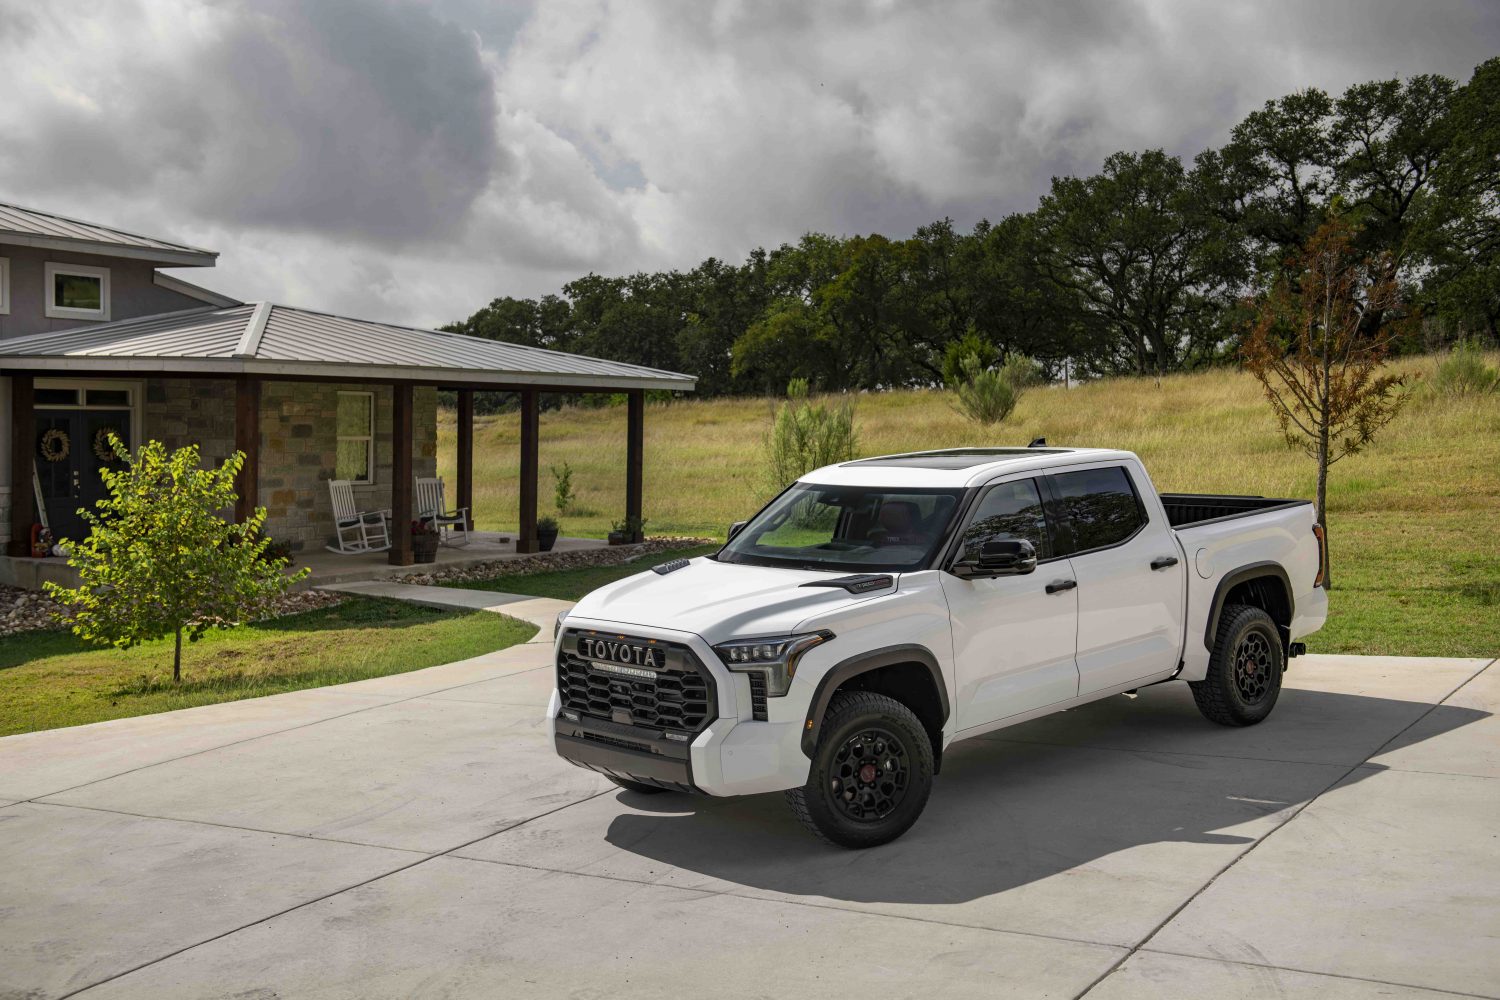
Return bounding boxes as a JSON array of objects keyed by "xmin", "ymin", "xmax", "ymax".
[{"xmin": 558, "ymin": 632, "xmax": 714, "ymax": 734}]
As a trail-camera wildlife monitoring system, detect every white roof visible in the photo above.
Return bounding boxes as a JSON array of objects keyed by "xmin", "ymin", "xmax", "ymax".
[
  {"xmin": 0, "ymin": 200, "xmax": 217, "ymax": 267},
  {"xmin": 802, "ymin": 447, "xmax": 1138, "ymax": 488},
  {"xmin": 0, "ymin": 303, "xmax": 697, "ymax": 391}
]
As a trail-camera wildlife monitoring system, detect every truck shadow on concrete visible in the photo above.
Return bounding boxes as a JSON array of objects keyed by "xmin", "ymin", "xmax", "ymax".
[{"xmin": 602, "ymin": 683, "xmax": 1488, "ymax": 906}]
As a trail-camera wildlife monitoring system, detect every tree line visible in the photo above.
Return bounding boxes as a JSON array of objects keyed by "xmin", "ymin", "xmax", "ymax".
[{"xmin": 445, "ymin": 59, "xmax": 1499, "ymax": 399}]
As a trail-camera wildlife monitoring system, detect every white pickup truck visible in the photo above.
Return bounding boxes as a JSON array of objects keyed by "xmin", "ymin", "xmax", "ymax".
[{"xmin": 549, "ymin": 446, "xmax": 1328, "ymax": 847}]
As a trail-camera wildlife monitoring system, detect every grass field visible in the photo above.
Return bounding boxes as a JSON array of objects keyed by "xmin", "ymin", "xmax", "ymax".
[
  {"xmin": 0, "ymin": 598, "xmax": 536, "ymax": 736},
  {"xmin": 440, "ymin": 354, "xmax": 1500, "ymax": 658}
]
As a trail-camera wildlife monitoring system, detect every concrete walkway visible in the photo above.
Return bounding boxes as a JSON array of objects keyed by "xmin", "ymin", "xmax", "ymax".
[
  {"xmin": 0, "ymin": 651, "xmax": 1496, "ymax": 999},
  {"xmin": 317, "ymin": 578, "xmax": 572, "ymax": 640}
]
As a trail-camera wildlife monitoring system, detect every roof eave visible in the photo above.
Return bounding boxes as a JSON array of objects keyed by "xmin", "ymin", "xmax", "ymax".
[{"xmin": 0, "ymin": 232, "xmax": 218, "ymax": 267}]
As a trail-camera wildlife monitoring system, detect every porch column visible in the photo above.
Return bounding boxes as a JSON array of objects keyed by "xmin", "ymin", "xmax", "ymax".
[
  {"xmin": 626, "ymin": 389, "xmax": 645, "ymax": 542},
  {"xmin": 8, "ymin": 375, "xmax": 34, "ymax": 557},
  {"xmin": 233, "ymin": 376, "xmax": 260, "ymax": 524},
  {"xmin": 516, "ymin": 388, "xmax": 539, "ymax": 553},
  {"xmin": 389, "ymin": 383, "xmax": 414, "ymax": 565},
  {"xmin": 457, "ymin": 388, "xmax": 474, "ymax": 531}
]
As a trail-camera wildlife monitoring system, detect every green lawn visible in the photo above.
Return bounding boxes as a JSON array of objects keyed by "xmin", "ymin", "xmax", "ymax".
[
  {"xmin": 0, "ymin": 598, "xmax": 536, "ymax": 737},
  {"xmin": 443, "ymin": 544, "xmax": 721, "ymax": 599}
]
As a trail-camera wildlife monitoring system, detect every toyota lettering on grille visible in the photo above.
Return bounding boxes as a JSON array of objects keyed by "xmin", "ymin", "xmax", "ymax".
[{"xmin": 578, "ymin": 637, "xmax": 665, "ymax": 670}]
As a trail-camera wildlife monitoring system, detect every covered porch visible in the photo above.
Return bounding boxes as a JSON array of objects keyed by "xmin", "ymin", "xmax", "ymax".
[{"xmin": 0, "ymin": 303, "xmax": 694, "ymax": 586}]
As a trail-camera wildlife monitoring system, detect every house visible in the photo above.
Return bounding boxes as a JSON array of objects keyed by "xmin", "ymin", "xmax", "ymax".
[{"xmin": 0, "ymin": 200, "xmax": 695, "ymax": 588}]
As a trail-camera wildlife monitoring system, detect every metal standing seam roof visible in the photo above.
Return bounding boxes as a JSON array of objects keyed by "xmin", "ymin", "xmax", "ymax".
[
  {"xmin": 0, "ymin": 303, "xmax": 698, "ymax": 391},
  {"xmin": 0, "ymin": 200, "xmax": 217, "ymax": 266}
]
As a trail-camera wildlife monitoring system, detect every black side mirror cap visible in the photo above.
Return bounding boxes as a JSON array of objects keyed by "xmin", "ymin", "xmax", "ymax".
[
  {"xmin": 727, "ymin": 520, "xmax": 748, "ymax": 540},
  {"xmin": 953, "ymin": 538, "xmax": 1038, "ymax": 578}
]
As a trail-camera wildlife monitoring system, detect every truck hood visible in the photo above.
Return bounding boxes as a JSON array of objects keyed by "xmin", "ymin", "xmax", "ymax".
[{"xmin": 566, "ymin": 556, "xmax": 892, "ymax": 642}]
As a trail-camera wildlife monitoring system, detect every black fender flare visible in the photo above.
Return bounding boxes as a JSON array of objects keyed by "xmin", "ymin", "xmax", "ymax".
[
  {"xmin": 1204, "ymin": 561, "xmax": 1294, "ymax": 652},
  {"xmin": 800, "ymin": 644, "xmax": 949, "ymax": 758}
]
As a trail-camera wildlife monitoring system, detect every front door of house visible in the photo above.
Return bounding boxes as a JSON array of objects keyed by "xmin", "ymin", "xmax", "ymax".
[{"xmin": 34, "ymin": 407, "xmax": 133, "ymax": 542}]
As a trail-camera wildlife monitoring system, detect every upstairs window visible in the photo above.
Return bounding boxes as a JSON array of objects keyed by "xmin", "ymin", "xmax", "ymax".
[
  {"xmin": 44, "ymin": 262, "xmax": 111, "ymax": 321},
  {"xmin": 336, "ymin": 391, "xmax": 375, "ymax": 484}
]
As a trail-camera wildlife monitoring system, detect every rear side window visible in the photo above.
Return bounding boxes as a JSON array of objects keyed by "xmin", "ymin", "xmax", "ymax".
[
  {"xmin": 959, "ymin": 478, "xmax": 1052, "ymax": 561},
  {"xmin": 1051, "ymin": 466, "xmax": 1146, "ymax": 554}
]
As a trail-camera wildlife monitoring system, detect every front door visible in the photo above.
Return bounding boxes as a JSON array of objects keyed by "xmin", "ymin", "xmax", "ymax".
[
  {"xmin": 940, "ymin": 476, "xmax": 1080, "ymax": 733},
  {"xmin": 34, "ymin": 407, "xmax": 133, "ymax": 541}
]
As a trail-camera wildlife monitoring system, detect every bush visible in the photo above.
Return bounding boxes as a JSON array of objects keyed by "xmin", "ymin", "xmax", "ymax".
[
  {"xmin": 941, "ymin": 330, "xmax": 1000, "ymax": 387},
  {"xmin": 551, "ymin": 461, "xmax": 575, "ymax": 514},
  {"xmin": 1432, "ymin": 339, "xmax": 1499, "ymax": 396},
  {"xmin": 952, "ymin": 354, "xmax": 1019, "ymax": 425},
  {"xmin": 999, "ymin": 351, "xmax": 1043, "ymax": 389},
  {"xmin": 765, "ymin": 379, "xmax": 858, "ymax": 489}
]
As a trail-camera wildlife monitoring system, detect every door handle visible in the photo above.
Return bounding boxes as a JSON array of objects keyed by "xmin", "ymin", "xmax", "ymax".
[
  {"xmin": 1045, "ymin": 579, "xmax": 1077, "ymax": 595},
  {"xmin": 1150, "ymin": 556, "xmax": 1179, "ymax": 570}
]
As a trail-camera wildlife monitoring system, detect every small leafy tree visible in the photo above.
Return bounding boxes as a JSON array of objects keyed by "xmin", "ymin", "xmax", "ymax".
[
  {"xmin": 551, "ymin": 460, "xmax": 576, "ymax": 514},
  {"xmin": 46, "ymin": 438, "xmax": 306, "ymax": 682},
  {"xmin": 1241, "ymin": 218, "xmax": 1412, "ymax": 586},
  {"xmin": 765, "ymin": 379, "xmax": 858, "ymax": 490},
  {"xmin": 952, "ymin": 353, "xmax": 1019, "ymax": 425}
]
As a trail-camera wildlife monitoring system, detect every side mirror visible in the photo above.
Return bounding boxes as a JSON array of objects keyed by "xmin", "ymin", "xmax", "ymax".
[
  {"xmin": 727, "ymin": 520, "xmax": 748, "ymax": 540},
  {"xmin": 954, "ymin": 538, "xmax": 1037, "ymax": 579}
]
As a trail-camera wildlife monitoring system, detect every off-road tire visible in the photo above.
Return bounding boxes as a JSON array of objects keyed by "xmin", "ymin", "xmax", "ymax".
[
  {"xmin": 605, "ymin": 776, "xmax": 671, "ymax": 795},
  {"xmin": 786, "ymin": 691, "xmax": 935, "ymax": 849},
  {"xmin": 1190, "ymin": 604, "xmax": 1284, "ymax": 726}
]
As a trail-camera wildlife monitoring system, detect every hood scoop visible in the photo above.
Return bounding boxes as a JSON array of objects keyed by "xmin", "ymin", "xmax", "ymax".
[
  {"xmin": 652, "ymin": 558, "xmax": 692, "ymax": 575},
  {"xmin": 799, "ymin": 573, "xmax": 894, "ymax": 595}
]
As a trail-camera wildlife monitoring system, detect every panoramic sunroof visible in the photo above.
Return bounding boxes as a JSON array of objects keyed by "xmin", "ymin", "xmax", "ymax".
[{"xmin": 846, "ymin": 447, "xmax": 1070, "ymax": 469}]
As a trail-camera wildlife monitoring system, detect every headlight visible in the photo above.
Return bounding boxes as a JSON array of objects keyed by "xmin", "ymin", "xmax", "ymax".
[
  {"xmin": 713, "ymin": 630, "xmax": 833, "ymax": 697},
  {"xmin": 553, "ymin": 610, "xmax": 568, "ymax": 640}
]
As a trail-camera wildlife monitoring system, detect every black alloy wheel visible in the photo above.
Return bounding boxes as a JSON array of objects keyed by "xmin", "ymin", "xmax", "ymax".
[{"xmin": 1190, "ymin": 603, "xmax": 1285, "ymax": 726}]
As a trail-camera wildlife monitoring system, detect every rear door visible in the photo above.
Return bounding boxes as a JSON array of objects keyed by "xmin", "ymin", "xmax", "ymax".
[
  {"xmin": 940, "ymin": 475, "xmax": 1080, "ymax": 732},
  {"xmin": 1046, "ymin": 462, "xmax": 1186, "ymax": 696}
]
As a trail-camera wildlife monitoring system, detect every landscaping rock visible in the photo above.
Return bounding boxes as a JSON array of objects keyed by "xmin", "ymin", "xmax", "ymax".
[
  {"xmin": 0, "ymin": 584, "xmax": 345, "ymax": 640},
  {"xmin": 400, "ymin": 536, "xmax": 719, "ymax": 587}
]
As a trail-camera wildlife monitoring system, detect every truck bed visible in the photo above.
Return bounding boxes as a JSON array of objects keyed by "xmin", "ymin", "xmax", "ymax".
[{"xmin": 1160, "ymin": 493, "xmax": 1312, "ymax": 529}]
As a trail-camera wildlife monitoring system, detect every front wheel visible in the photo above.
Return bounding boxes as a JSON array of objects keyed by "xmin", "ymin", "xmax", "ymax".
[
  {"xmin": 1190, "ymin": 604, "xmax": 1284, "ymax": 726},
  {"xmin": 786, "ymin": 691, "xmax": 934, "ymax": 849}
]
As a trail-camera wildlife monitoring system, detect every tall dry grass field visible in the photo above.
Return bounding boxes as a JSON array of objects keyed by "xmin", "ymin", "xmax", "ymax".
[{"xmin": 440, "ymin": 354, "xmax": 1499, "ymax": 656}]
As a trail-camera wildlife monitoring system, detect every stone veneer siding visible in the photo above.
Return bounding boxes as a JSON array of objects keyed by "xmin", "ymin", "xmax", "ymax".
[{"xmin": 143, "ymin": 378, "xmax": 437, "ymax": 552}]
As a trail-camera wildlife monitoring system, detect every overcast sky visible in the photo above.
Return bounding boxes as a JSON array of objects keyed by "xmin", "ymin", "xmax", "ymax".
[{"xmin": 0, "ymin": 0, "xmax": 1495, "ymax": 328}]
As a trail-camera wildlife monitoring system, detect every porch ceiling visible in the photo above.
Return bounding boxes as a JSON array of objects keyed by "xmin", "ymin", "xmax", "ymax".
[{"xmin": 0, "ymin": 302, "xmax": 696, "ymax": 392}]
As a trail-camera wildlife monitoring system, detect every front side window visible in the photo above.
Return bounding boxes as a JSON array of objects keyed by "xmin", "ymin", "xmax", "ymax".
[
  {"xmin": 959, "ymin": 478, "xmax": 1052, "ymax": 561},
  {"xmin": 335, "ymin": 391, "xmax": 374, "ymax": 484},
  {"xmin": 1051, "ymin": 466, "xmax": 1146, "ymax": 554},
  {"xmin": 44, "ymin": 262, "xmax": 110, "ymax": 320},
  {"xmin": 719, "ymin": 484, "xmax": 962, "ymax": 572}
]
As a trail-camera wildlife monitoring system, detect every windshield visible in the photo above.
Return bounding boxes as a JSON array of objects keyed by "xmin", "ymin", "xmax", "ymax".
[{"xmin": 718, "ymin": 484, "xmax": 963, "ymax": 572}]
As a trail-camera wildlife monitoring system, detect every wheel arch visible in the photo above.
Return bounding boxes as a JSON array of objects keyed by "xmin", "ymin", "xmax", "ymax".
[
  {"xmin": 801, "ymin": 645, "xmax": 950, "ymax": 772},
  {"xmin": 1206, "ymin": 562, "xmax": 1294, "ymax": 653}
]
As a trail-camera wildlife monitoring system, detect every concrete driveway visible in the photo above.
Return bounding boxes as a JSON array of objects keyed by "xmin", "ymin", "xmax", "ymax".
[{"xmin": 1, "ymin": 633, "xmax": 1495, "ymax": 999}]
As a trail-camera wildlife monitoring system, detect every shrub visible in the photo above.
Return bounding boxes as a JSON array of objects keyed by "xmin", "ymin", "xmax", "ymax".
[
  {"xmin": 537, "ymin": 515, "xmax": 559, "ymax": 533},
  {"xmin": 952, "ymin": 354, "xmax": 1019, "ymax": 425},
  {"xmin": 1432, "ymin": 339, "xmax": 1499, "ymax": 396},
  {"xmin": 551, "ymin": 460, "xmax": 575, "ymax": 514},
  {"xmin": 941, "ymin": 330, "xmax": 1000, "ymax": 387},
  {"xmin": 765, "ymin": 379, "xmax": 858, "ymax": 489},
  {"xmin": 45, "ymin": 437, "xmax": 306, "ymax": 683},
  {"xmin": 999, "ymin": 351, "xmax": 1043, "ymax": 389}
]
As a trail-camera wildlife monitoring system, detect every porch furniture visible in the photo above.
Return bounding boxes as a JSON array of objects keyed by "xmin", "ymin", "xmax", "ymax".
[
  {"xmin": 326, "ymin": 479, "xmax": 391, "ymax": 554},
  {"xmin": 415, "ymin": 476, "xmax": 470, "ymax": 547}
]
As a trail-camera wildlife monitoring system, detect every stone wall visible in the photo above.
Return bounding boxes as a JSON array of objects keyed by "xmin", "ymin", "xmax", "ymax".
[
  {"xmin": 144, "ymin": 378, "xmax": 236, "ymax": 465},
  {"xmin": 258, "ymin": 382, "xmax": 437, "ymax": 551}
]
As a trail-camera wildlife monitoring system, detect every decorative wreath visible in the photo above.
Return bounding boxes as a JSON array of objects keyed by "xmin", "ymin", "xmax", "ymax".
[
  {"xmin": 93, "ymin": 426, "xmax": 123, "ymax": 462},
  {"xmin": 38, "ymin": 428, "xmax": 70, "ymax": 463}
]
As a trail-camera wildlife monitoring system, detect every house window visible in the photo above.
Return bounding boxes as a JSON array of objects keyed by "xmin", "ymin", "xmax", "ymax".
[
  {"xmin": 336, "ymin": 391, "xmax": 375, "ymax": 484},
  {"xmin": 0, "ymin": 257, "xmax": 10, "ymax": 315},
  {"xmin": 44, "ymin": 262, "xmax": 111, "ymax": 321}
]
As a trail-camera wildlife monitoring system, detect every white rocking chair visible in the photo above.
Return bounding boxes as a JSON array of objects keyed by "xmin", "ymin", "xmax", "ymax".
[
  {"xmin": 415, "ymin": 476, "xmax": 470, "ymax": 547},
  {"xmin": 326, "ymin": 479, "xmax": 391, "ymax": 554}
]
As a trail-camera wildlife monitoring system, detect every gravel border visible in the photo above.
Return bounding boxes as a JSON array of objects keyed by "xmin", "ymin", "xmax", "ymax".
[
  {"xmin": 0, "ymin": 585, "xmax": 346, "ymax": 640},
  {"xmin": 400, "ymin": 536, "xmax": 719, "ymax": 588}
]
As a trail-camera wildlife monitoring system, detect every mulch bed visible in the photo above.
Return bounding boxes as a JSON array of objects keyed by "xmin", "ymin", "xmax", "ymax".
[{"xmin": 399, "ymin": 536, "xmax": 718, "ymax": 588}]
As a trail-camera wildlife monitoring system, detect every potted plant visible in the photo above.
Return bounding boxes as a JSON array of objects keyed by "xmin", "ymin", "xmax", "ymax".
[
  {"xmin": 411, "ymin": 519, "xmax": 440, "ymax": 563},
  {"xmin": 536, "ymin": 516, "xmax": 560, "ymax": 552},
  {"xmin": 607, "ymin": 520, "xmax": 629, "ymax": 546},
  {"xmin": 623, "ymin": 514, "xmax": 648, "ymax": 544}
]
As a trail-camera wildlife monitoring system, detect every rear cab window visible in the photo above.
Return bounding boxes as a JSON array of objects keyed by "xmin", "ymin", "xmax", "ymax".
[{"xmin": 1049, "ymin": 465, "xmax": 1148, "ymax": 555}]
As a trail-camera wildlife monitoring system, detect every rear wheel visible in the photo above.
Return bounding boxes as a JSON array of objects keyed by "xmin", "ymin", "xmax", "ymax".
[
  {"xmin": 605, "ymin": 775, "xmax": 671, "ymax": 795},
  {"xmin": 1190, "ymin": 604, "xmax": 1284, "ymax": 726},
  {"xmin": 786, "ymin": 691, "xmax": 934, "ymax": 848}
]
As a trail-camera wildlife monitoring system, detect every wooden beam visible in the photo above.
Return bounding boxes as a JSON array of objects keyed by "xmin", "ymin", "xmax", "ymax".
[
  {"xmin": 626, "ymin": 389, "xmax": 645, "ymax": 542},
  {"xmin": 457, "ymin": 388, "xmax": 474, "ymax": 531},
  {"xmin": 389, "ymin": 383, "xmax": 414, "ymax": 565},
  {"xmin": 516, "ymin": 388, "xmax": 539, "ymax": 554},
  {"xmin": 8, "ymin": 376, "xmax": 35, "ymax": 557},
  {"xmin": 233, "ymin": 376, "xmax": 260, "ymax": 524}
]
